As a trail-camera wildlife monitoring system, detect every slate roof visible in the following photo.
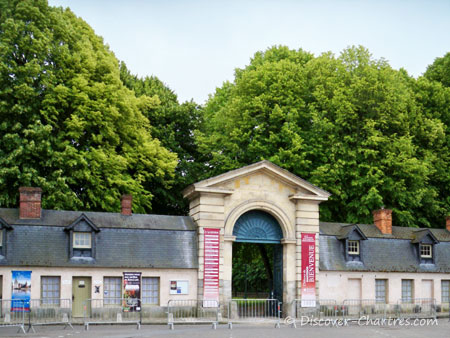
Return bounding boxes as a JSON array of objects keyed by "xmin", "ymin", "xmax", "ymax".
[
  {"xmin": 320, "ymin": 221, "xmax": 450, "ymax": 273},
  {"xmin": 320, "ymin": 221, "xmax": 450, "ymax": 242},
  {"xmin": 0, "ymin": 208, "xmax": 198, "ymax": 269},
  {"xmin": 335, "ymin": 224, "xmax": 367, "ymax": 240}
]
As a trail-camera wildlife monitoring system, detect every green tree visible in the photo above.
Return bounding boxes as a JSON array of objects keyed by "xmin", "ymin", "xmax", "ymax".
[
  {"xmin": 232, "ymin": 243, "xmax": 274, "ymax": 295},
  {"xmin": 198, "ymin": 46, "xmax": 447, "ymax": 227},
  {"xmin": 119, "ymin": 62, "xmax": 205, "ymax": 215},
  {"xmin": 0, "ymin": 0, "xmax": 177, "ymax": 212},
  {"xmin": 424, "ymin": 52, "xmax": 450, "ymax": 87},
  {"xmin": 418, "ymin": 54, "xmax": 450, "ymax": 224}
]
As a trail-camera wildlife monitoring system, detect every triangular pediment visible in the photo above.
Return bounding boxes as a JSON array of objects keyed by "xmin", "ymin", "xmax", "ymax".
[
  {"xmin": 183, "ymin": 160, "xmax": 331, "ymax": 201},
  {"xmin": 411, "ymin": 229, "xmax": 439, "ymax": 244},
  {"xmin": 337, "ymin": 224, "xmax": 367, "ymax": 240},
  {"xmin": 64, "ymin": 213, "xmax": 100, "ymax": 232}
]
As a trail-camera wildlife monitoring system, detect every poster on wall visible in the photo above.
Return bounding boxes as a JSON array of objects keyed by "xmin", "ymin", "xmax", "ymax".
[
  {"xmin": 203, "ymin": 228, "xmax": 220, "ymax": 307},
  {"xmin": 123, "ymin": 272, "xmax": 141, "ymax": 312},
  {"xmin": 170, "ymin": 280, "xmax": 189, "ymax": 294},
  {"xmin": 11, "ymin": 271, "xmax": 31, "ymax": 311},
  {"xmin": 301, "ymin": 233, "xmax": 316, "ymax": 307}
]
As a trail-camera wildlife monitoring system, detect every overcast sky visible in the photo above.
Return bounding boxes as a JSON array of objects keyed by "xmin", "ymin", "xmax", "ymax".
[{"xmin": 48, "ymin": 0, "xmax": 450, "ymax": 104}]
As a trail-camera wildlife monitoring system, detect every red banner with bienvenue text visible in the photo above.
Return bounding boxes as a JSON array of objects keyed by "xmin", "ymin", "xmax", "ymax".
[
  {"xmin": 203, "ymin": 228, "xmax": 220, "ymax": 307},
  {"xmin": 301, "ymin": 233, "xmax": 316, "ymax": 307}
]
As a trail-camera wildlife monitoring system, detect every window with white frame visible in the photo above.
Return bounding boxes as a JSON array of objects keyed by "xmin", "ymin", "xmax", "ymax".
[
  {"xmin": 104, "ymin": 277, "xmax": 122, "ymax": 305},
  {"xmin": 41, "ymin": 276, "xmax": 60, "ymax": 305},
  {"xmin": 420, "ymin": 244, "xmax": 432, "ymax": 258},
  {"xmin": 348, "ymin": 240, "xmax": 359, "ymax": 255},
  {"xmin": 375, "ymin": 279, "xmax": 387, "ymax": 303},
  {"xmin": 142, "ymin": 277, "xmax": 159, "ymax": 305},
  {"xmin": 73, "ymin": 232, "xmax": 91, "ymax": 249},
  {"xmin": 442, "ymin": 280, "xmax": 450, "ymax": 304},
  {"xmin": 402, "ymin": 279, "xmax": 413, "ymax": 302},
  {"xmin": 0, "ymin": 230, "xmax": 3, "ymax": 246}
]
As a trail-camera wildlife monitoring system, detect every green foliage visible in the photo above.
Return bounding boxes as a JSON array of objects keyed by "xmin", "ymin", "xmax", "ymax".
[
  {"xmin": 1, "ymin": 0, "xmax": 449, "ymax": 229},
  {"xmin": 424, "ymin": 52, "xmax": 450, "ymax": 87},
  {"xmin": 119, "ymin": 62, "xmax": 204, "ymax": 215},
  {"xmin": 199, "ymin": 45, "xmax": 450, "ymax": 227},
  {"xmin": 232, "ymin": 243, "xmax": 273, "ymax": 293},
  {"xmin": 0, "ymin": 0, "xmax": 177, "ymax": 212}
]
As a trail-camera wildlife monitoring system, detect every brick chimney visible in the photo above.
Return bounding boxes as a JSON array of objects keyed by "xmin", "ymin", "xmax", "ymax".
[
  {"xmin": 121, "ymin": 194, "xmax": 132, "ymax": 216},
  {"xmin": 373, "ymin": 208, "xmax": 392, "ymax": 235},
  {"xmin": 446, "ymin": 216, "xmax": 450, "ymax": 232},
  {"xmin": 19, "ymin": 187, "xmax": 42, "ymax": 219}
]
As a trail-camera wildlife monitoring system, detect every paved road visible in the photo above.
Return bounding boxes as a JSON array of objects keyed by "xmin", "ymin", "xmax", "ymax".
[{"xmin": 1, "ymin": 319, "xmax": 449, "ymax": 338}]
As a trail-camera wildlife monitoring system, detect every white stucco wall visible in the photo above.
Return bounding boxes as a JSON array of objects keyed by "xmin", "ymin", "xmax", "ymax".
[
  {"xmin": 0, "ymin": 267, "xmax": 197, "ymax": 306},
  {"xmin": 319, "ymin": 270, "xmax": 450, "ymax": 304}
]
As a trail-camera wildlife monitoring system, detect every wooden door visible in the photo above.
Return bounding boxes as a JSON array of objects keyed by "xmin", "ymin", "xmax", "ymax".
[
  {"xmin": 422, "ymin": 280, "xmax": 433, "ymax": 299},
  {"xmin": 348, "ymin": 278, "xmax": 362, "ymax": 300},
  {"xmin": 72, "ymin": 277, "xmax": 91, "ymax": 317}
]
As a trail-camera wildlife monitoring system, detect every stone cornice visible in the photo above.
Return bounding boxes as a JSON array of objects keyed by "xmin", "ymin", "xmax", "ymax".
[{"xmin": 183, "ymin": 186, "xmax": 234, "ymax": 199}]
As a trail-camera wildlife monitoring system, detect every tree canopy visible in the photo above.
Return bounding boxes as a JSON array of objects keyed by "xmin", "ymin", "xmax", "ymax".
[
  {"xmin": 1, "ymin": 1, "xmax": 449, "ymax": 228},
  {"xmin": 119, "ymin": 62, "xmax": 205, "ymax": 215},
  {"xmin": 424, "ymin": 52, "xmax": 450, "ymax": 88},
  {"xmin": 0, "ymin": 0, "xmax": 177, "ymax": 212},
  {"xmin": 198, "ymin": 46, "xmax": 450, "ymax": 227}
]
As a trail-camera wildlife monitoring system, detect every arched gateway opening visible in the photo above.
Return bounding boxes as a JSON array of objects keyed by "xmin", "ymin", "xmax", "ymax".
[{"xmin": 232, "ymin": 210, "xmax": 283, "ymax": 302}]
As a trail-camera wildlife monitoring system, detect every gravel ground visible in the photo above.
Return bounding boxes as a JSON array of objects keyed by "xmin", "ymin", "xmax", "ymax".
[{"xmin": 0, "ymin": 319, "xmax": 449, "ymax": 338}]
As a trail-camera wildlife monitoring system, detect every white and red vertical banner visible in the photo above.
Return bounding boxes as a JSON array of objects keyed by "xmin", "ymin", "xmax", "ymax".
[
  {"xmin": 301, "ymin": 233, "xmax": 316, "ymax": 307},
  {"xmin": 203, "ymin": 228, "xmax": 220, "ymax": 307}
]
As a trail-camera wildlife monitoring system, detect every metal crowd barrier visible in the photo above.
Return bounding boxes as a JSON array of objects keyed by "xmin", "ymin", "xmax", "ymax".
[
  {"xmin": 83, "ymin": 298, "xmax": 142, "ymax": 330},
  {"xmin": 342, "ymin": 299, "xmax": 388, "ymax": 320},
  {"xmin": 140, "ymin": 304, "xmax": 167, "ymax": 324},
  {"xmin": 28, "ymin": 298, "xmax": 73, "ymax": 332},
  {"xmin": 290, "ymin": 297, "xmax": 437, "ymax": 327},
  {"xmin": 227, "ymin": 299, "xmax": 281, "ymax": 329},
  {"xmin": 437, "ymin": 302, "xmax": 450, "ymax": 321},
  {"xmin": 293, "ymin": 299, "xmax": 339, "ymax": 321},
  {"xmin": 437, "ymin": 301, "xmax": 449, "ymax": 315},
  {"xmin": 396, "ymin": 298, "xmax": 436, "ymax": 319},
  {"xmin": 0, "ymin": 299, "xmax": 26, "ymax": 334},
  {"xmin": 167, "ymin": 299, "xmax": 219, "ymax": 330}
]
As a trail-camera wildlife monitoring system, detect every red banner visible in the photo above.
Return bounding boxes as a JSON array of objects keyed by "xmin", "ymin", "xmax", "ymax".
[
  {"xmin": 301, "ymin": 233, "xmax": 316, "ymax": 307},
  {"xmin": 203, "ymin": 228, "xmax": 220, "ymax": 306}
]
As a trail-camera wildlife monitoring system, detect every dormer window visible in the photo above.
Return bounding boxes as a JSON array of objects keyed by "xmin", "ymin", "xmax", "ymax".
[
  {"xmin": 420, "ymin": 244, "xmax": 432, "ymax": 258},
  {"xmin": 337, "ymin": 224, "xmax": 367, "ymax": 262},
  {"xmin": 65, "ymin": 214, "xmax": 99, "ymax": 260},
  {"xmin": 73, "ymin": 232, "xmax": 92, "ymax": 249},
  {"xmin": 348, "ymin": 240, "xmax": 360, "ymax": 255},
  {"xmin": 0, "ymin": 217, "xmax": 13, "ymax": 257},
  {"xmin": 411, "ymin": 229, "xmax": 438, "ymax": 264}
]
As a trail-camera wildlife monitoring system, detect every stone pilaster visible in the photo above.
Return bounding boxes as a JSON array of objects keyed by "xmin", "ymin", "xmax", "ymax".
[
  {"xmin": 222, "ymin": 236, "xmax": 235, "ymax": 304},
  {"xmin": 292, "ymin": 199, "xmax": 322, "ymax": 301},
  {"xmin": 188, "ymin": 191, "xmax": 230, "ymax": 303},
  {"xmin": 282, "ymin": 240, "xmax": 297, "ymax": 316}
]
